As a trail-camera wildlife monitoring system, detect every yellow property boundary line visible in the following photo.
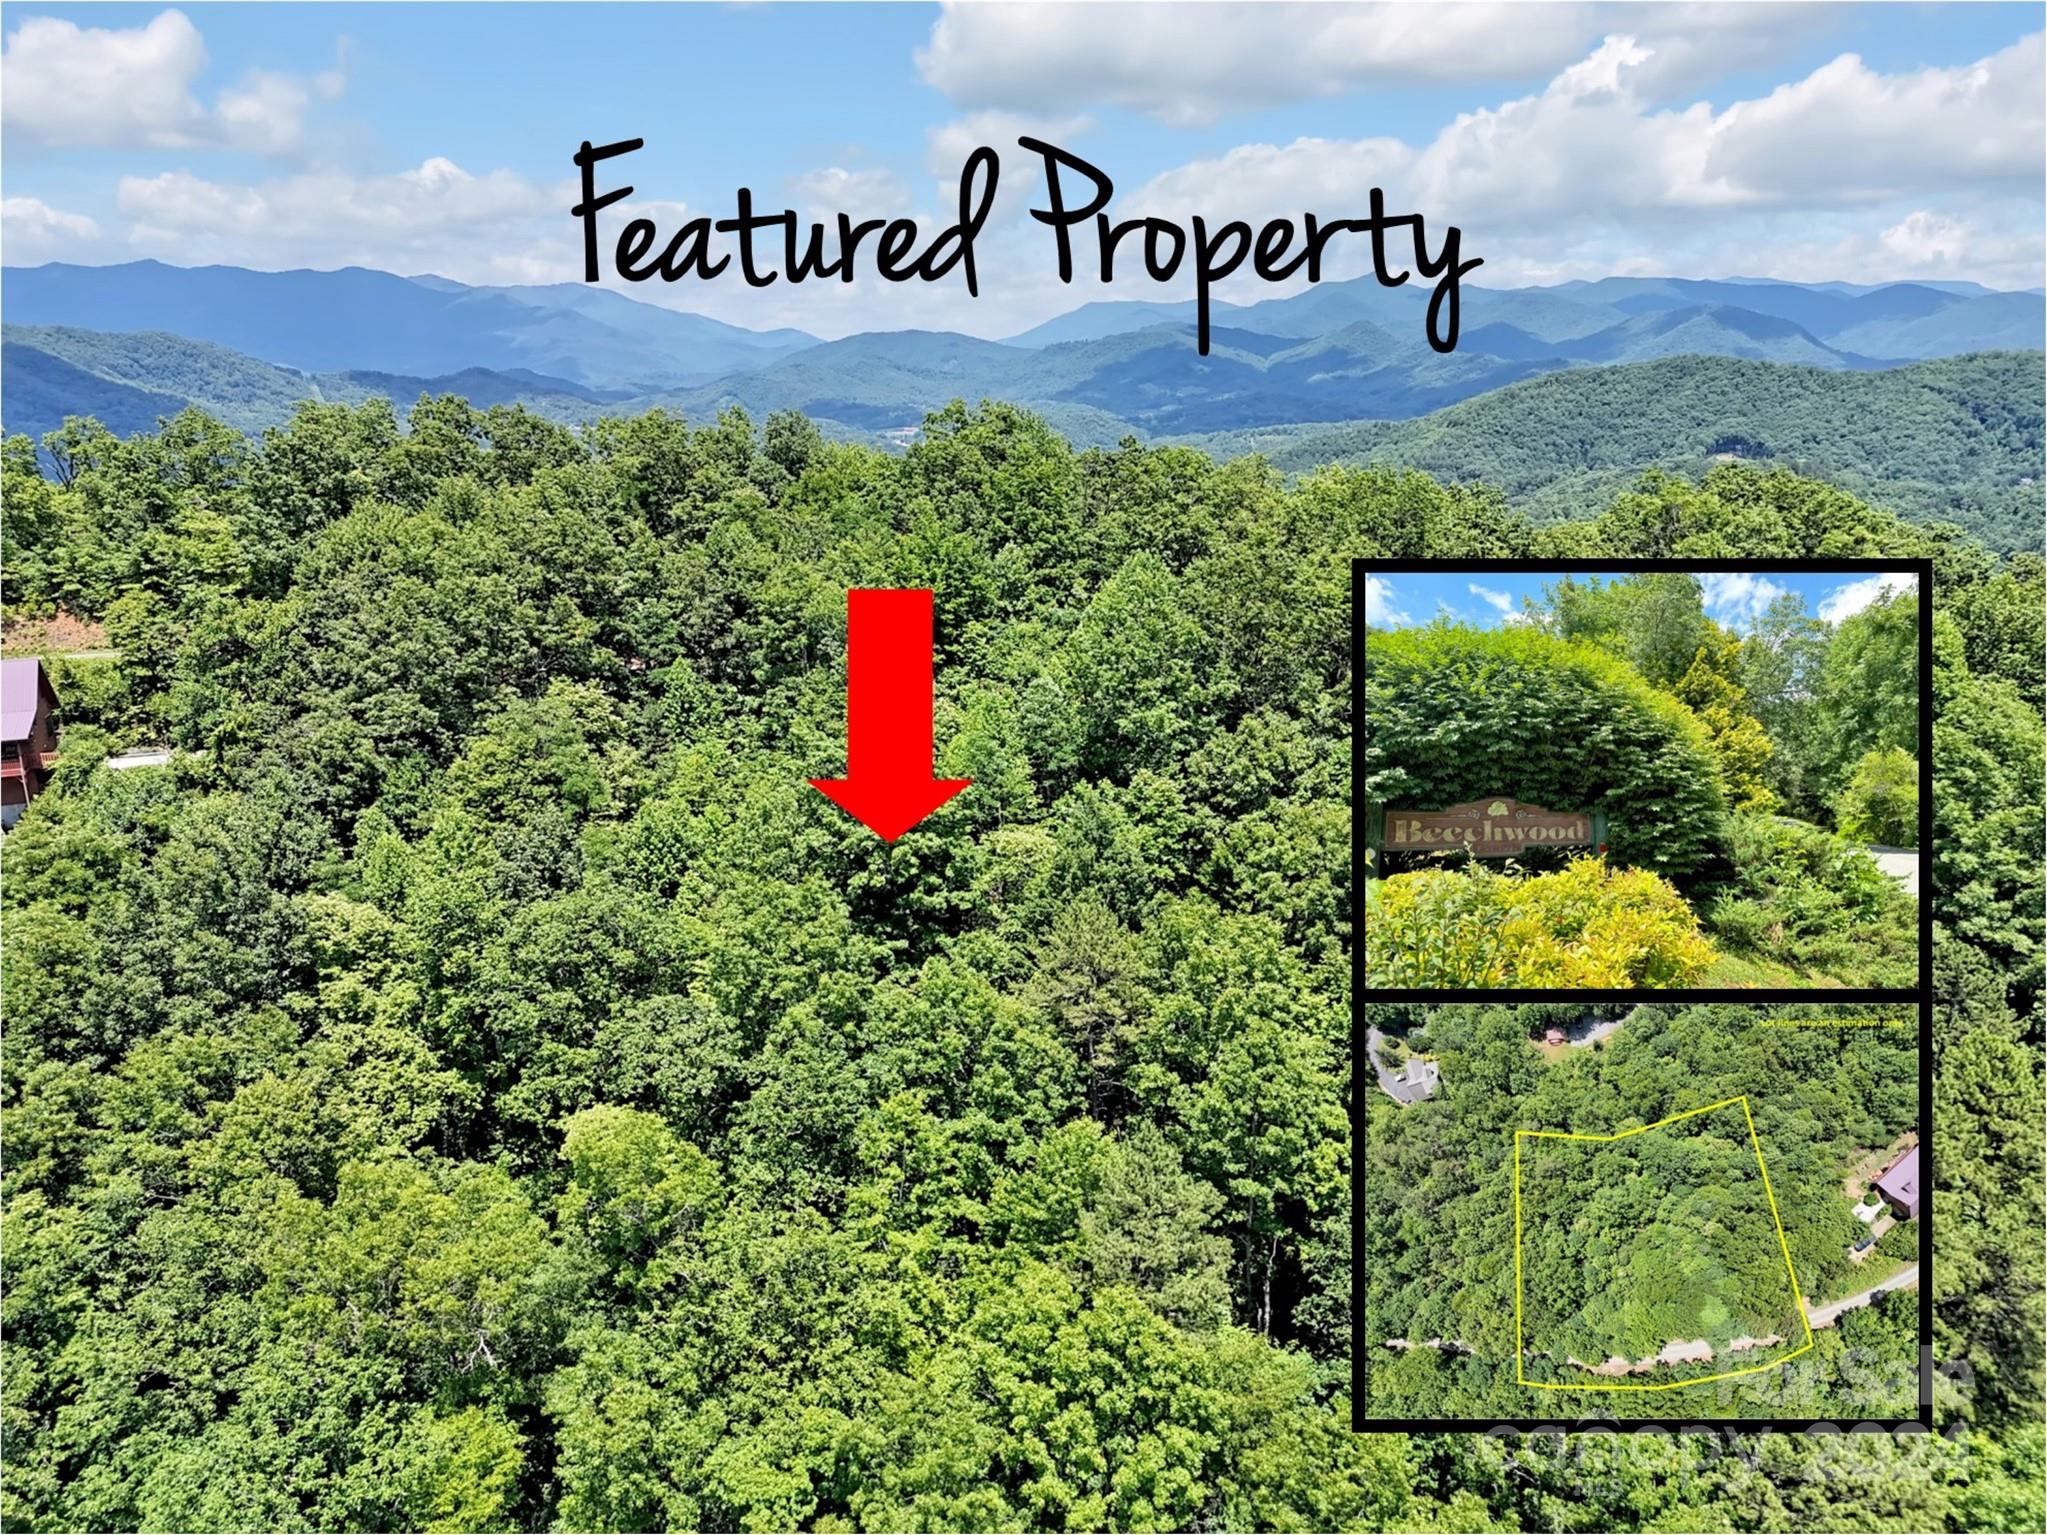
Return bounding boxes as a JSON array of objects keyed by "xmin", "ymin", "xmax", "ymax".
[
  {"xmin": 1512, "ymin": 1094, "xmax": 1817, "ymax": 1392},
  {"xmin": 1757, "ymin": 1018, "xmax": 1913, "ymax": 1028}
]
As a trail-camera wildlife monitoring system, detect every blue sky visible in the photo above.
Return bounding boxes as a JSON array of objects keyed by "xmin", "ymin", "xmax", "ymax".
[
  {"xmin": 3, "ymin": 4, "xmax": 2042, "ymax": 337},
  {"xmin": 1363, "ymin": 569, "xmax": 1920, "ymax": 633}
]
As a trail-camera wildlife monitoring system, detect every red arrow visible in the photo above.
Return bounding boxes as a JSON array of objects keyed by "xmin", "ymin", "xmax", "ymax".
[{"xmin": 809, "ymin": 588, "xmax": 971, "ymax": 841}]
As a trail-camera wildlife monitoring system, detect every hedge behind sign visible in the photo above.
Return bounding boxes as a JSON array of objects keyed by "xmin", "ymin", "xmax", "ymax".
[{"xmin": 1364, "ymin": 625, "xmax": 1728, "ymax": 881}]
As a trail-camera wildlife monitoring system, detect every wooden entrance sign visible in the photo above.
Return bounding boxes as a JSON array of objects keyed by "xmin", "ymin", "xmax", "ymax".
[{"xmin": 1363, "ymin": 797, "xmax": 1603, "ymax": 872}]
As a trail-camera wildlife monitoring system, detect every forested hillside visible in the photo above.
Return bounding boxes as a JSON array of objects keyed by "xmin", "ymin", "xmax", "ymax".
[
  {"xmin": 14, "ymin": 320, "xmax": 2039, "ymax": 555},
  {"xmin": 2, "ymin": 327, "xmax": 328, "ymax": 442},
  {"xmin": 1, "ymin": 397, "xmax": 2042, "ymax": 1529},
  {"xmin": 2, "ymin": 326, "xmax": 619, "ymax": 443},
  {"xmin": 1365, "ymin": 1003, "xmax": 1921, "ymax": 1418},
  {"xmin": 1182, "ymin": 352, "xmax": 2047, "ymax": 552}
]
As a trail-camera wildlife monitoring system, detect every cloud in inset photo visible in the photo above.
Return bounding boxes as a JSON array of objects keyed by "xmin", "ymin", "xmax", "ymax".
[
  {"xmin": 1818, "ymin": 572, "xmax": 1917, "ymax": 624},
  {"xmin": 1699, "ymin": 572, "xmax": 1790, "ymax": 631},
  {"xmin": 1469, "ymin": 583, "xmax": 1512, "ymax": 611},
  {"xmin": 1365, "ymin": 575, "xmax": 1411, "ymax": 627}
]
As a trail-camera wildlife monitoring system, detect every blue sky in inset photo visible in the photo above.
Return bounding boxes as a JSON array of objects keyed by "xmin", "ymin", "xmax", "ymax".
[{"xmin": 1362, "ymin": 569, "xmax": 1919, "ymax": 633}]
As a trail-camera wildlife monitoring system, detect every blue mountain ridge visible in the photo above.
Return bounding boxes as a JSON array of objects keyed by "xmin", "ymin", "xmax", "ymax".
[{"xmin": 2, "ymin": 259, "xmax": 2038, "ymax": 443}]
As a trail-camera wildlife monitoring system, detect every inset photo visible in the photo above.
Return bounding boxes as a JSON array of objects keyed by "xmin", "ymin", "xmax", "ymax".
[
  {"xmin": 1357, "ymin": 561, "xmax": 1929, "ymax": 992},
  {"xmin": 1355, "ymin": 1001, "xmax": 1928, "ymax": 1425}
]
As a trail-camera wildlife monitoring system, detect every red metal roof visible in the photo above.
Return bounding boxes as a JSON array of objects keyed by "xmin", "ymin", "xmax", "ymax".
[{"xmin": 2, "ymin": 658, "xmax": 53, "ymax": 744}]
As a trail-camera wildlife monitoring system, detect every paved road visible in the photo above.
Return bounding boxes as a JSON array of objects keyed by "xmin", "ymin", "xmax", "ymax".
[
  {"xmin": 1381, "ymin": 1263, "xmax": 1921, "ymax": 1377},
  {"xmin": 1560, "ymin": 1007, "xmax": 1638, "ymax": 1047},
  {"xmin": 1863, "ymin": 847, "xmax": 1920, "ymax": 896},
  {"xmin": 1770, "ymin": 818, "xmax": 1918, "ymax": 895},
  {"xmin": 1806, "ymin": 1263, "xmax": 1920, "ymax": 1329}
]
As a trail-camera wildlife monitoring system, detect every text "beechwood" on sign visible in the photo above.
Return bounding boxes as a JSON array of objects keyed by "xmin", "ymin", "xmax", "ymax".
[{"xmin": 1383, "ymin": 798, "xmax": 1595, "ymax": 857}]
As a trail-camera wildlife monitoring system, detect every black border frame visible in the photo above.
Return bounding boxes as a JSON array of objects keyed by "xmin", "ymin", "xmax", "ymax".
[{"xmin": 1351, "ymin": 558, "xmax": 1935, "ymax": 1434}]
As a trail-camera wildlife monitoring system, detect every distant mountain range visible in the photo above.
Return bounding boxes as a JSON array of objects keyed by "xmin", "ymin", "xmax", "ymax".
[
  {"xmin": 1004, "ymin": 272, "xmax": 2044, "ymax": 356},
  {"xmin": 3, "ymin": 261, "xmax": 813, "ymax": 390},
  {"xmin": 3, "ymin": 259, "xmax": 2041, "ymax": 547},
  {"xmin": 4, "ymin": 260, "xmax": 2041, "ymax": 440}
]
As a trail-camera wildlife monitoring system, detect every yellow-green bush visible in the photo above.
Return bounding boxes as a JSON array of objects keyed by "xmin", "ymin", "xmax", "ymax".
[
  {"xmin": 1834, "ymin": 745, "xmax": 1919, "ymax": 847},
  {"xmin": 1365, "ymin": 856, "xmax": 1715, "ymax": 988}
]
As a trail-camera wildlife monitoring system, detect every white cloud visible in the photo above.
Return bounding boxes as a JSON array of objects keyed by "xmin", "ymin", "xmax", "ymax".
[
  {"xmin": 1, "ymin": 9, "xmax": 340, "ymax": 156},
  {"xmin": 1705, "ymin": 35, "xmax": 2045, "ymax": 202},
  {"xmin": 2, "ymin": 10, "xmax": 206, "ymax": 148},
  {"xmin": 1123, "ymin": 29, "xmax": 2043, "ymax": 250},
  {"xmin": 1, "ymin": 197, "xmax": 102, "ymax": 262},
  {"xmin": 1861, "ymin": 209, "xmax": 2046, "ymax": 286},
  {"xmin": 1121, "ymin": 135, "xmax": 1414, "ymax": 226},
  {"xmin": 1469, "ymin": 582, "xmax": 1514, "ymax": 612},
  {"xmin": 1409, "ymin": 31, "xmax": 2045, "ymax": 226},
  {"xmin": 1090, "ymin": 30, "xmax": 2044, "ymax": 293},
  {"xmin": 913, "ymin": 2, "xmax": 1820, "ymax": 127},
  {"xmin": 1590, "ymin": 5, "xmax": 1842, "ymax": 100},
  {"xmin": 1407, "ymin": 39, "xmax": 1735, "ymax": 224},
  {"xmin": 785, "ymin": 165, "xmax": 913, "ymax": 221},
  {"xmin": 209, "ymin": 70, "xmax": 321, "ymax": 158},
  {"xmin": 1880, "ymin": 211, "xmax": 1973, "ymax": 270},
  {"xmin": 926, "ymin": 109, "xmax": 1095, "ymax": 224},
  {"xmin": 1698, "ymin": 571, "xmax": 1788, "ymax": 630},
  {"xmin": 1818, "ymin": 572, "xmax": 1916, "ymax": 625},
  {"xmin": 926, "ymin": 109, "xmax": 1093, "ymax": 179},
  {"xmin": 1365, "ymin": 575, "xmax": 1410, "ymax": 627},
  {"xmin": 1648, "ymin": 205, "xmax": 2047, "ymax": 293},
  {"xmin": 115, "ymin": 159, "xmax": 563, "ymax": 281}
]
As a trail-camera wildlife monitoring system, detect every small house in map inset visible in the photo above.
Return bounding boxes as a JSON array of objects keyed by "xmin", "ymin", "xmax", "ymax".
[
  {"xmin": 1, "ymin": 658, "xmax": 58, "ymax": 830},
  {"xmin": 1873, "ymin": 1144, "xmax": 1921, "ymax": 1221}
]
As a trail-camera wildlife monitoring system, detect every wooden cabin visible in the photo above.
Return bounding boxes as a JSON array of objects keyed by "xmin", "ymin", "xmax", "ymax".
[{"xmin": 1, "ymin": 658, "xmax": 58, "ymax": 829}]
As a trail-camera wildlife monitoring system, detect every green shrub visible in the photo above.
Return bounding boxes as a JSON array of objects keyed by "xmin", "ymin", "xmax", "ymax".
[
  {"xmin": 43, "ymin": 655, "xmax": 133, "ymax": 736},
  {"xmin": 1366, "ymin": 856, "xmax": 1716, "ymax": 988},
  {"xmin": 1703, "ymin": 895, "xmax": 1774, "ymax": 951},
  {"xmin": 1700, "ymin": 812, "xmax": 1917, "ymax": 986},
  {"xmin": 1873, "ymin": 1216, "xmax": 1918, "ymax": 1263},
  {"xmin": 1835, "ymin": 746, "xmax": 1919, "ymax": 847},
  {"xmin": 1364, "ymin": 623, "xmax": 1729, "ymax": 881}
]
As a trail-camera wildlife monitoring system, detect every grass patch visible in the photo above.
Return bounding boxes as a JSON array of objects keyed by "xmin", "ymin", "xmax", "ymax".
[{"xmin": 1699, "ymin": 950, "xmax": 1852, "ymax": 988}]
